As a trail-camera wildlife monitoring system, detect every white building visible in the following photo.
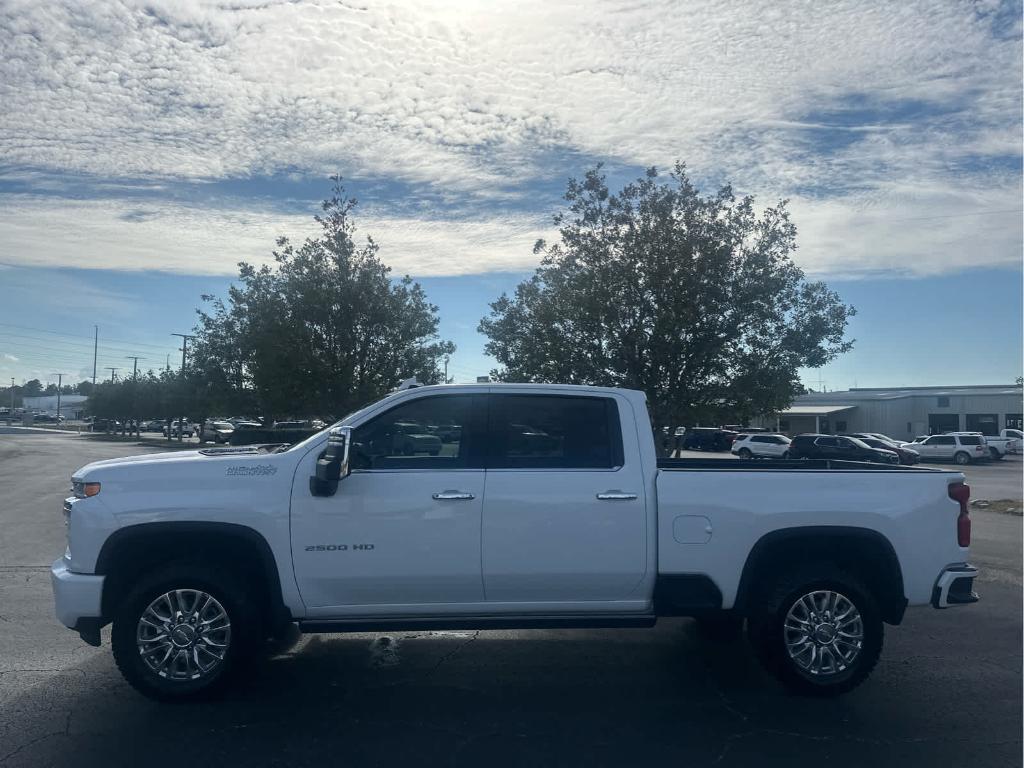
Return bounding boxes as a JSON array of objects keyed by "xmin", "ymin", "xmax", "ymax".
[
  {"xmin": 22, "ymin": 394, "xmax": 89, "ymax": 419},
  {"xmin": 756, "ymin": 385, "xmax": 1023, "ymax": 440}
]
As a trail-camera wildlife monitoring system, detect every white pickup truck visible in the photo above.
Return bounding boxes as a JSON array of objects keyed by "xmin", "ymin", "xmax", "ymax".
[{"xmin": 51, "ymin": 384, "xmax": 979, "ymax": 701}]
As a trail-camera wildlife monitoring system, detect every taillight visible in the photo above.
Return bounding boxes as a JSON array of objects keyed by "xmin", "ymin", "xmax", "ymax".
[{"xmin": 948, "ymin": 482, "xmax": 971, "ymax": 547}]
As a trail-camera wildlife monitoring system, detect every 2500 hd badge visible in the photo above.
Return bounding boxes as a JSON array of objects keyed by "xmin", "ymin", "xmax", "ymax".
[{"xmin": 305, "ymin": 544, "xmax": 375, "ymax": 551}]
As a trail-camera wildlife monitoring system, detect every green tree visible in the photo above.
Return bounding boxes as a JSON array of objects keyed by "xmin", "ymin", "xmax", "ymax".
[
  {"xmin": 479, "ymin": 164, "xmax": 855, "ymax": 441},
  {"xmin": 22, "ymin": 379, "xmax": 42, "ymax": 397},
  {"xmin": 193, "ymin": 177, "xmax": 454, "ymax": 422}
]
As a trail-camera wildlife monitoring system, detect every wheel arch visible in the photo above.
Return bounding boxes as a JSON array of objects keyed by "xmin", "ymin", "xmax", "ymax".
[
  {"xmin": 734, "ymin": 526, "xmax": 907, "ymax": 625},
  {"xmin": 96, "ymin": 521, "xmax": 290, "ymax": 631}
]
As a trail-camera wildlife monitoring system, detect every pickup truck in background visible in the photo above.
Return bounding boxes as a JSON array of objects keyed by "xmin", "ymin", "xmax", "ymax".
[
  {"xmin": 957, "ymin": 433, "xmax": 1019, "ymax": 460},
  {"xmin": 51, "ymin": 384, "xmax": 978, "ymax": 702}
]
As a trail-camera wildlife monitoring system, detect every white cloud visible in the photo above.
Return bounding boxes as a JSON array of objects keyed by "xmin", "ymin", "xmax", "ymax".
[
  {"xmin": 0, "ymin": 193, "xmax": 553, "ymax": 277},
  {"xmin": 3, "ymin": 353, "xmax": 19, "ymax": 362},
  {"xmin": 0, "ymin": 0, "xmax": 1020, "ymax": 278}
]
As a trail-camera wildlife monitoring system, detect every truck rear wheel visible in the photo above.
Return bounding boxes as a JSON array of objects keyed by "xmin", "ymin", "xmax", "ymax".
[
  {"xmin": 953, "ymin": 451, "xmax": 971, "ymax": 465},
  {"xmin": 748, "ymin": 565, "xmax": 882, "ymax": 697},
  {"xmin": 111, "ymin": 563, "xmax": 259, "ymax": 701}
]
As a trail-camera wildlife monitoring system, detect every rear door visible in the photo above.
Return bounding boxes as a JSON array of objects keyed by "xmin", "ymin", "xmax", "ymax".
[
  {"xmin": 480, "ymin": 392, "xmax": 648, "ymax": 604},
  {"xmin": 814, "ymin": 436, "xmax": 839, "ymax": 458}
]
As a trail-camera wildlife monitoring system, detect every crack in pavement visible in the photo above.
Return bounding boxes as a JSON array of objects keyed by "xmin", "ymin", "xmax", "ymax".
[{"xmin": 427, "ymin": 631, "xmax": 480, "ymax": 677}]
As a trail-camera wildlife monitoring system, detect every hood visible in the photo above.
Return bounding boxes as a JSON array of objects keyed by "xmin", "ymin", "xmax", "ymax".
[{"xmin": 72, "ymin": 445, "xmax": 278, "ymax": 480}]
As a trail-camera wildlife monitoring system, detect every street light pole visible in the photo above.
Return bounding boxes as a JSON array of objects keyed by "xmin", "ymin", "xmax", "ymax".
[{"xmin": 51, "ymin": 373, "xmax": 66, "ymax": 423}]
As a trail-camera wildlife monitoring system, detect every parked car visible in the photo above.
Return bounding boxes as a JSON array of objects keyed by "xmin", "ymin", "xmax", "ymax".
[
  {"xmin": 945, "ymin": 432, "xmax": 1017, "ymax": 461},
  {"xmin": 163, "ymin": 421, "xmax": 194, "ymax": 438},
  {"xmin": 1001, "ymin": 429, "xmax": 1022, "ymax": 453},
  {"xmin": 731, "ymin": 433, "xmax": 791, "ymax": 459},
  {"xmin": 227, "ymin": 419, "xmax": 262, "ymax": 430},
  {"xmin": 723, "ymin": 425, "xmax": 770, "ymax": 434},
  {"xmin": 204, "ymin": 421, "xmax": 236, "ymax": 444},
  {"xmin": 851, "ymin": 436, "xmax": 919, "ymax": 465},
  {"xmin": 139, "ymin": 420, "xmax": 166, "ymax": 433},
  {"xmin": 53, "ymin": 382, "xmax": 979, "ymax": 702},
  {"xmin": 788, "ymin": 434, "xmax": 899, "ymax": 464},
  {"xmin": 904, "ymin": 434, "xmax": 989, "ymax": 465},
  {"xmin": 681, "ymin": 427, "xmax": 739, "ymax": 451},
  {"xmin": 273, "ymin": 420, "xmax": 310, "ymax": 429},
  {"xmin": 85, "ymin": 418, "xmax": 121, "ymax": 432},
  {"xmin": 390, "ymin": 421, "xmax": 442, "ymax": 455}
]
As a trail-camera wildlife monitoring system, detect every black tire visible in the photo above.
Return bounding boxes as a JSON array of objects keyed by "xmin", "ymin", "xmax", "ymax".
[
  {"xmin": 737, "ymin": 448, "xmax": 753, "ymax": 459},
  {"xmin": 990, "ymin": 447, "xmax": 1003, "ymax": 461},
  {"xmin": 953, "ymin": 451, "xmax": 971, "ymax": 465},
  {"xmin": 747, "ymin": 564, "xmax": 882, "ymax": 697},
  {"xmin": 781, "ymin": 451, "xmax": 790, "ymax": 460},
  {"xmin": 111, "ymin": 562, "xmax": 260, "ymax": 702}
]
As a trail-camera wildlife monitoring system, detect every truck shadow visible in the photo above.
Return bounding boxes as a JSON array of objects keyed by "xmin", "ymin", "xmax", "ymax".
[{"xmin": 0, "ymin": 621, "xmax": 897, "ymax": 768}]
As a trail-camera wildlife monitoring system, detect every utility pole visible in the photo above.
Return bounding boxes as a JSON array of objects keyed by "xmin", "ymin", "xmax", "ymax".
[
  {"xmin": 444, "ymin": 355, "xmax": 449, "ymax": 384},
  {"xmin": 126, "ymin": 355, "xmax": 144, "ymax": 380},
  {"xmin": 165, "ymin": 354, "xmax": 170, "ymax": 372},
  {"xmin": 171, "ymin": 334, "xmax": 194, "ymax": 443},
  {"xmin": 126, "ymin": 356, "xmax": 145, "ymax": 437},
  {"xmin": 107, "ymin": 367, "xmax": 119, "ymax": 383},
  {"xmin": 8, "ymin": 377, "xmax": 13, "ymax": 425},
  {"xmin": 51, "ymin": 373, "xmax": 66, "ymax": 422},
  {"xmin": 171, "ymin": 333, "xmax": 195, "ymax": 371},
  {"xmin": 92, "ymin": 325, "xmax": 98, "ymax": 389}
]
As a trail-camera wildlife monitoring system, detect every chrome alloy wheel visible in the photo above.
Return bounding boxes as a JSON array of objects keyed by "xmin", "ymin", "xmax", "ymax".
[
  {"xmin": 783, "ymin": 590, "xmax": 863, "ymax": 677},
  {"xmin": 137, "ymin": 589, "xmax": 232, "ymax": 681}
]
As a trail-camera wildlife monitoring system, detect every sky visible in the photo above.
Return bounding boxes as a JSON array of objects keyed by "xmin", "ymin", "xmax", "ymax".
[{"xmin": 0, "ymin": 0, "xmax": 1021, "ymax": 391}]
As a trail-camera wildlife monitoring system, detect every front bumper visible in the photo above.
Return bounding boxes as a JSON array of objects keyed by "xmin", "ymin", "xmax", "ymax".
[
  {"xmin": 931, "ymin": 563, "xmax": 979, "ymax": 608},
  {"xmin": 51, "ymin": 557, "xmax": 105, "ymax": 637}
]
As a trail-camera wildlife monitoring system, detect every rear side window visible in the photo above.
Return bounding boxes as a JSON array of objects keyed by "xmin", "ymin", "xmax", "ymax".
[
  {"xmin": 488, "ymin": 395, "xmax": 623, "ymax": 469},
  {"xmin": 930, "ymin": 436, "xmax": 955, "ymax": 445},
  {"xmin": 815, "ymin": 437, "xmax": 838, "ymax": 447},
  {"xmin": 751, "ymin": 436, "xmax": 767, "ymax": 443},
  {"xmin": 958, "ymin": 436, "xmax": 982, "ymax": 446}
]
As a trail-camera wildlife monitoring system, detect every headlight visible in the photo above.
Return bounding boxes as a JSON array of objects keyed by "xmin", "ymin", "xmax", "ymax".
[{"xmin": 72, "ymin": 480, "xmax": 101, "ymax": 498}]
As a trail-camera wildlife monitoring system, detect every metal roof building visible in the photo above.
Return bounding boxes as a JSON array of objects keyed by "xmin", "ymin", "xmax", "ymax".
[{"xmin": 755, "ymin": 385, "xmax": 1023, "ymax": 440}]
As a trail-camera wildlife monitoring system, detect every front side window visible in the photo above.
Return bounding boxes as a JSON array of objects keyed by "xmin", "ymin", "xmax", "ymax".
[
  {"xmin": 488, "ymin": 395, "xmax": 623, "ymax": 469},
  {"xmin": 815, "ymin": 437, "xmax": 838, "ymax": 447},
  {"xmin": 351, "ymin": 395, "xmax": 478, "ymax": 470},
  {"xmin": 929, "ymin": 436, "xmax": 955, "ymax": 446}
]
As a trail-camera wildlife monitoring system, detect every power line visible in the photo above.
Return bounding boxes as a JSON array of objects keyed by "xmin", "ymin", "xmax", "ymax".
[{"xmin": 0, "ymin": 322, "xmax": 182, "ymax": 352}]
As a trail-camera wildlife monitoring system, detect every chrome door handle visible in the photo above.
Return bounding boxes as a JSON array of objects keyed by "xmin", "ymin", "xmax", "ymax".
[
  {"xmin": 432, "ymin": 491, "xmax": 475, "ymax": 500},
  {"xmin": 596, "ymin": 491, "xmax": 638, "ymax": 501}
]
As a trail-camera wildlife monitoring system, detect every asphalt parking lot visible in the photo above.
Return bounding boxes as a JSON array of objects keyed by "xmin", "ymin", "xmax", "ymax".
[{"xmin": 1, "ymin": 432, "xmax": 1021, "ymax": 767}]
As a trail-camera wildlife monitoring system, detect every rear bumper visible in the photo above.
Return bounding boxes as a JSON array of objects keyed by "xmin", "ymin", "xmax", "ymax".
[
  {"xmin": 51, "ymin": 557, "xmax": 105, "ymax": 633},
  {"xmin": 931, "ymin": 563, "xmax": 979, "ymax": 608}
]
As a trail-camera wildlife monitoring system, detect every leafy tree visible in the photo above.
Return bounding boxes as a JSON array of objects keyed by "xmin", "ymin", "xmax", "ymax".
[
  {"xmin": 479, "ymin": 164, "xmax": 855, "ymax": 442},
  {"xmin": 44, "ymin": 383, "xmax": 58, "ymax": 395},
  {"xmin": 22, "ymin": 379, "xmax": 42, "ymax": 397},
  {"xmin": 76, "ymin": 380, "xmax": 95, "ymax": 396},
  {"xmin": 193, "ymin": 177, "xmax": 454, "ymax": 422}
]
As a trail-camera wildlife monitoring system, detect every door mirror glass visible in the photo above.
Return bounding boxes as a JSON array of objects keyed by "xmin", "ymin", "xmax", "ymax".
[{"xmin": 310, "ymin": 426, "xmax": 351, "ymax": 497}]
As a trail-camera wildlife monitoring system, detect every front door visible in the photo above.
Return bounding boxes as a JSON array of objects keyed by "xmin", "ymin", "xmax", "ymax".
[
  {"xmin": 290, "ymin": 393, "xmax": 486, "ymax": 614},
  {"xmin": 480, "ymin": 393, "xmax": 648, "ymax": 605}
]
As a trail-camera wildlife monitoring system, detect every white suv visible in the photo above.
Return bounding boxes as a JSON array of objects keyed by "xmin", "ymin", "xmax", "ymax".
[
  {"xmin": 906, "ymin": 434, "xmax": 989, "ymax": 465},
  {"xmin": 731, "ymin": 433, "xmax": 791, "ymax": 459}
]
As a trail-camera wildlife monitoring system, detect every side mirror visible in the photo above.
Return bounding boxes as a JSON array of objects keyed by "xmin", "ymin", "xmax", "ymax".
[{"xmin": 310, "ymin": 426, "xmax": 351, "ymax": 497}]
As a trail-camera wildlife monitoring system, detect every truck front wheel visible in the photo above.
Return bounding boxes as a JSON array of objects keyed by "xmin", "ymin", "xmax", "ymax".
[
  {"xmin": 747, "ymin": 566, "xmax": 882, "ymax": 697},
  {"xmin": 111, "ymin": 563, "xmax": 258, "ymax": 701}
]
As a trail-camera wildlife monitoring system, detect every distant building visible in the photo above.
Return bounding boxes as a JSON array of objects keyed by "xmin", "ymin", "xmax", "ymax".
[
  {"xmin": 22, "ymin": 394, "xmax": 89, "ymax": 420},
  {"xmin": 755, "ymin": 385, "xmax": 1023, "ymax": 440}
]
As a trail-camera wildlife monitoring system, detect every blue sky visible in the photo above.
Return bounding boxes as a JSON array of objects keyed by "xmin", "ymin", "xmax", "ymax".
[{"xmin": 1, "ymin": 0, "xmax": 1022, "ymax": 391}]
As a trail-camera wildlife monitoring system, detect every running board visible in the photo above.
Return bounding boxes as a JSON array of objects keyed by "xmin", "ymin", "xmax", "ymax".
[{"xmin": 298, "ymin": 614, "xmax": 657, "ymax": 634}]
